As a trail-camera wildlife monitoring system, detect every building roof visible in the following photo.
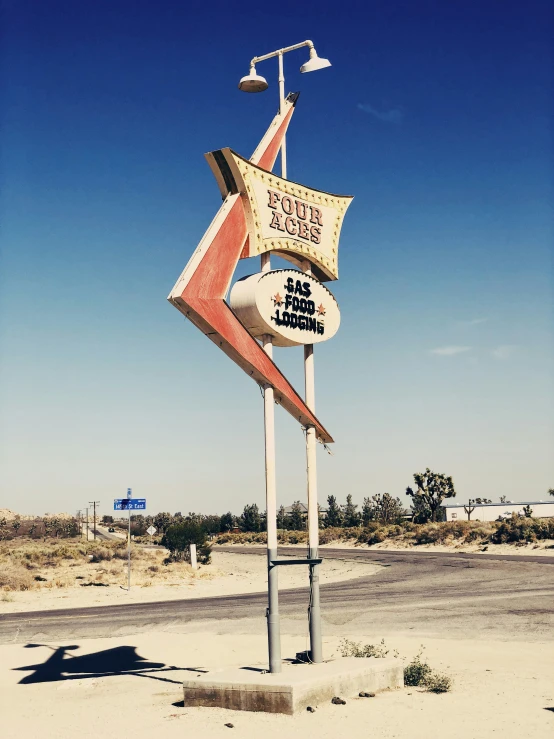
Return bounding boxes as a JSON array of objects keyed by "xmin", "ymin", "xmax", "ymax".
[
  {"xmin": 283, "ymin": 503, "xmax": 309, "ymax": 514},
  {"xmin": 442, "ymin": 501, "xmax": 552, "ymax": 508}
]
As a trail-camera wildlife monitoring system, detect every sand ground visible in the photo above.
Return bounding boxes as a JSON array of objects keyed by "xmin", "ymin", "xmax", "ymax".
[
  {"xmin": 0, "ymin": 551, "xmax": 381, "ymax": 614},
  {"xmin": 1, "ymin": 550, "xmax": 552, "ymax": 738},
  {"xmin": 1, "ymin": 631, "xmax": 552, "ymax": 739}
]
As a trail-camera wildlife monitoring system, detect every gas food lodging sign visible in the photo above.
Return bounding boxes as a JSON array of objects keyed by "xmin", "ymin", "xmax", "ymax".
[{"xmin": 230, "ymin": 269, "xmax": 340, "ymax": 347}]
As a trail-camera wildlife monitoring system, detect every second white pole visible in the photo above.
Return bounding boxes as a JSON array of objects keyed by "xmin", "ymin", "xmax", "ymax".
[{"xmin": 303, "ymin": 261, "xmax": 322, "ymax": 663}]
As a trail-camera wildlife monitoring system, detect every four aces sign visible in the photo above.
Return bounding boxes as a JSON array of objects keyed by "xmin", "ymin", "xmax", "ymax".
[
  {"xmin": 230, "ymin": 269, "xmax": 340, "ymax": 348},
  {"xmin": 206, "ymin": 148, "xmax": 353, "ymax": 281},
  {"xmin": 167, "ymin": 95, "xmax": 352, "ymax": 442}
]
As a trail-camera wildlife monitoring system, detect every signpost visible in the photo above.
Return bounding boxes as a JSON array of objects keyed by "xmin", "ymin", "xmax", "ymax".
[
  {"xmin": 147, "ymin": 525, "xmax": 156, "ymax": 538},
  {"xmin": 114, "ymin": 489, "xmax": 146, "ymax": 590},
  {"xmin": 167, "ymin": 40, "xmax": 351, "ymax": 673}
]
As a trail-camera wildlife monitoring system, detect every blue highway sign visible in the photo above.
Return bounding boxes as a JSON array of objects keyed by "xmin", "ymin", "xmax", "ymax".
[{"xmin": 114, "ymin": 498, "xmax": 146, "ymax": 511}]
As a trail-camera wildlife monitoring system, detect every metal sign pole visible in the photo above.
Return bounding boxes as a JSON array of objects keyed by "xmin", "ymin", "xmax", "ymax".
[
  {"xmin": 127, "ymin": 505, "xmax": 131, "ymax": 591},
  {"xmin": 304, "ymin": 326, "xmax": 322, "ymax": 663},
  {"xmin": 263, "ymin": 51, "xmax": 289, "ymax": 674},
  {"xmin": 127, "ymin": 487, "xmax": 131, "ymax": 591}
]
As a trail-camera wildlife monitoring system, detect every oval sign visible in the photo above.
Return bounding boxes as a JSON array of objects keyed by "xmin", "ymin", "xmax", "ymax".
[{"xmin": 229, "ymin": 269, "xmax": 340, "ymax": 347}]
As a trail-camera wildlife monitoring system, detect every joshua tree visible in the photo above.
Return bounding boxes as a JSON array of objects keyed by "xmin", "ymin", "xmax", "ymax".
[
  {"xmin": 464, "ymin": 501, "xmax": 476, "ymax": 520},
  {"xmin": 406, "ymin": 468, "xmax": 456, "ymax": 523}
]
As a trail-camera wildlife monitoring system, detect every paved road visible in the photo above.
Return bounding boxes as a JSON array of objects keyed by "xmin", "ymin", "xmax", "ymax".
[
  {"xmin": 1, "ymin": 547, "xmax": 552, "ymax": 645},
  {"xmin": 228, "ymin": 545, "xmax": 554, "ymax": 566},
  {"xmin": 92, "ymin": 527, "xmax": 122, "ymax": 542}
]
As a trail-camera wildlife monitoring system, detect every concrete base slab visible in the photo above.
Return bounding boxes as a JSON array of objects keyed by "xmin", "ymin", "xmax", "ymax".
[{"xmin": 183, "ymin": 657, "xmax": 403, "ymax": 714}]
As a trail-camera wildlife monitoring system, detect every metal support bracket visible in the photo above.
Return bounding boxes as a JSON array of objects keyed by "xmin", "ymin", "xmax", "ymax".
[{"xmin": 270, "ymin": 558, "xmax": 322, "ymax": 566}]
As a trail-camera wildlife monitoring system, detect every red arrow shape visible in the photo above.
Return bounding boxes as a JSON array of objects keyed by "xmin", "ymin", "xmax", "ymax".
[{"xmin": 168, "ymin": 94, "xmax": 333, "ymax": 443}]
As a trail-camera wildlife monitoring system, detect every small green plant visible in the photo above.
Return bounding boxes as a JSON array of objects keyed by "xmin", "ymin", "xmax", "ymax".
[
  {"xmin": 339, "ymin": 638, "xmax": 394, "ymax": 659},
  {"xmin": 424, "ymin": 672, "xmax": 452, "ymax": 693},
  {"xmin": 404, "ymin": 649, "xmax": 452, "ymax": 693},
  {"xmin": 339, "ymin": 640, "xmax": 452, "ymax": 693},
  {"xmin": 403, "ymin": 650, "xmax": 432, "ymax": 686}
]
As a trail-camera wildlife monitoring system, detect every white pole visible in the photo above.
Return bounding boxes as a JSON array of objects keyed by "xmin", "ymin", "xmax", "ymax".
[
  {"xmin": 263, "ymin": 50, "xmax": 287, "ymax": 674},
  {"xmin": 190, "ymin": 543, "xmax": 198, "ymax": 570},
  {"xmin": 303, "ymin": 260, "xmax": 322, "ymax": 663},
  {"xmin": 278, "ymin": 52, "xmax": 286, "ymax": 179}
]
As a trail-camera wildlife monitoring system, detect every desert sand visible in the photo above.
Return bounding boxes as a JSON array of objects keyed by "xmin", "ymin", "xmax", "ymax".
[
  {"xmin": 1, "ymin": 549, "xmax": 552, "ymax": 738},
  {"xmin": 1, "ymin": 631, "xmax": 552, "ymax": 739}
]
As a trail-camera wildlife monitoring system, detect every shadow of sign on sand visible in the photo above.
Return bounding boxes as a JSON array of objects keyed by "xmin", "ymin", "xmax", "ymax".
[{"xmin": 14, "ymin": 643, "xmax": 207, "ymax": 685}]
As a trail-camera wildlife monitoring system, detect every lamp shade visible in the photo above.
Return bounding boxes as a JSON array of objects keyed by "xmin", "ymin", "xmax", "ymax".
[
  {"xmin": 238, "ymin": 72, "xmax": 269, "ymax": 93},
  {"xmin": 300, "ymin": 53, "xmax": 332, "ymax": 74}
]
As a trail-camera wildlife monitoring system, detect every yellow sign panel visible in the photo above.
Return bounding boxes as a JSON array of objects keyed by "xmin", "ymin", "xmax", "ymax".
[{"xmin": 206, "ymin": 148, "xmax": 353, "ymax": 281}]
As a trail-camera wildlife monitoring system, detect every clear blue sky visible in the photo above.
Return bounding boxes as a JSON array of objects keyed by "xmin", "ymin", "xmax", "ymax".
[{"xmin": 1, "ymin": 1, "xmax": 552, "ymax": 516}]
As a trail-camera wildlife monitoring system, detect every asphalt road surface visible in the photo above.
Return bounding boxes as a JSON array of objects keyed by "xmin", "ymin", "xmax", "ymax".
[{"xmin": 1, "ymin": 547, "xmax": 552, "ymax": 645}]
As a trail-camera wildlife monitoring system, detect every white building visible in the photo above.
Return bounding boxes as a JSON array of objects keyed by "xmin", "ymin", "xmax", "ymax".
[{"xmin": 442, "ymin": 501, "xmax": 554, "ymax": 522}]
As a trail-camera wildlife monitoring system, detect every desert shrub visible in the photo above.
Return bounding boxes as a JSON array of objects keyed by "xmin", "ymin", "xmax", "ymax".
[
  {"xmin": 0, "ymin": 565, "xmax": 34, "ymax": 591},
  {"xmin": 162, "ymin": 521, "xmax": 211, "ymax": 564},
  {"xmin": 110, "ymin": 541, "xmax": 130, "ymax": 559},
  {"xmin": 89, "ymin": 547, "xmax": 113, "ymax": 563},
  {"xmin": 465, "ymin": 526, "xmax": 490, "ymax": 543},
  {"xmin": 362, "ymin": 522, "xmax": 382, "ymax": 534},
  {"xmin": 387, "ymin": 525, "xmax": 404, "ymax": 538},
  {"xmin": 319, "ymin": 527, "xmax": 341, "ymax": 544},
  {"xmin": 491, "ymin": 516, "xmax": 539, "ymax": 544},
  {"xmin": 340, "ymin": 638, "xmax": 451, "ymax": 692},
  {"xmin": 404, "ymin": 650, "xmax": 452, "ymax": 692},
  {"xmin": 403, "ymin": 651, "xmax": 432, "ymax": 686},
  {"xmin": 424, "ymin": 672, "xmax": 452, "ymax": 693},
  {"xmin": 444, "ymin": 521, "xmax": 470, "ymax": 539},
  {"xmin": 339, "ymin": 638, "xmax": 392, "ymax": 659},
  {"xmin": 414, "ymin": 524, "xmax": 443, "ymax": 545},
  {"xmin": 367, "ymin": 529, "xmax": 387, "ymax": 545}
]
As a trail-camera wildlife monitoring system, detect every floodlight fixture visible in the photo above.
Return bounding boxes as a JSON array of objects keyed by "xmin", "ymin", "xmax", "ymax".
[
  {"xmin": 238, "ymin": 65, "xmax": 269, "ymax": 93},
  {"xmin": 300, "ymin": 48, "xmax": 332, "ymax": 73}
]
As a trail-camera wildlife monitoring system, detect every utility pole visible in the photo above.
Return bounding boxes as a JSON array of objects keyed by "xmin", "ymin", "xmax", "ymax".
[
  {"xmin": 89, "ymin": 501, "xmax": 100, "ymax": 540},
  {"xmin": 77, "ymin": 510, "xmax": 82, "ymax": 538},
  {"xmin": 85, "ymin": 507, "xmax": 89, "ymax": 541}
]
